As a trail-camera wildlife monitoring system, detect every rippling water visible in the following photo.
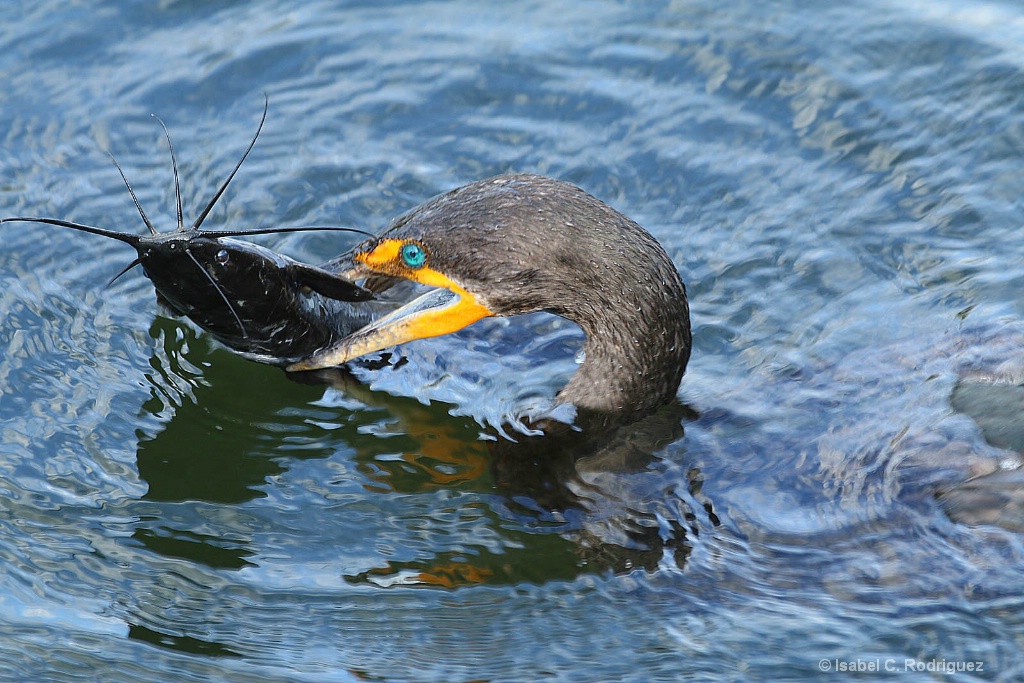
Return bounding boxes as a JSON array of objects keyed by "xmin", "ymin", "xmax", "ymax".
[{"xmin": 3, "ymin": 1, "xmax": 1024, "ymax": 681}]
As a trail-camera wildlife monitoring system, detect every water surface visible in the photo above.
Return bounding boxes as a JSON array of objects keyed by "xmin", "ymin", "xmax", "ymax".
[{"xmin": 2, "ymin": 1, "xmax": 1024, "ymax": 681}]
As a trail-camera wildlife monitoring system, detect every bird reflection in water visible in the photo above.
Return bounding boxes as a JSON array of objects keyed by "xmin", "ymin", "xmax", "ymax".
[
  {"xmin": 133, "ymin": 318, "xmax": 716, "ymax": 590},
  {"xmin": 338, "ymin": 392, "xmax": 714, "ymax": 587}
]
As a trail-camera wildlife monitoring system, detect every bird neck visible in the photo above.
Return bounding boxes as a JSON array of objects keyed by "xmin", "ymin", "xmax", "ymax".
[{"xmin": 556, "ymin": 284, "xmax": 691, "ymax": 423}]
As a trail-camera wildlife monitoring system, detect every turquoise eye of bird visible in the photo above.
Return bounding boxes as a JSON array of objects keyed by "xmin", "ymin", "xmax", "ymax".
[{"xmin": 400, "ymin": 243, "xmax": 426, "ymax": 268}]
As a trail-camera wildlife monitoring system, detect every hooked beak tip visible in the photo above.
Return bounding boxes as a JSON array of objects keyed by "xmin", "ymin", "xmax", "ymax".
[
  {"xmin": 287, "ymin": 286, "xmax": 492, "ymax": 373},
  {"xmin": 286, "ymin": 353, "xmax": 344, "ymax": 373},
  {"xmin": 286, "ymin": 359, "xmax": 315, "ymax": 373}
]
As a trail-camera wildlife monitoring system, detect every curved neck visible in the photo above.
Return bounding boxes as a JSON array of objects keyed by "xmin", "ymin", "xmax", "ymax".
[{"xmin": 556, "ymin": 282, "xmax": 691, "ymax": 422}]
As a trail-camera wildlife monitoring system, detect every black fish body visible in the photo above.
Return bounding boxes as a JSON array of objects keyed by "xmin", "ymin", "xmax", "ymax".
[
  {"xmin": 141, "ymin": 235, "xmax": 376, "ymax": 364},
  {"xmin": 1, "ymin": 100, "xmax": 377, "ymax": 365}
]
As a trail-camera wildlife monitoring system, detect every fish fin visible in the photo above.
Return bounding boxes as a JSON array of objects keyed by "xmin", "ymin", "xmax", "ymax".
[{"xmin": 291, "ymin": 264, "xmax": 374, "ymax": 302}]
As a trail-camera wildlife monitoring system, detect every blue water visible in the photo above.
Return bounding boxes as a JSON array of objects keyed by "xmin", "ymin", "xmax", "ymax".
[{"xmin": 2, "ymin": 1, "xmax": 1024, "ymax": 681}]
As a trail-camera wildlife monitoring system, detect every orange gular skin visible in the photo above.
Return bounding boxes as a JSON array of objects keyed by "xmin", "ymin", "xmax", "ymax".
[{"xmin": 287, "ymin": 239, "xmax": 494, "ymax": 371}]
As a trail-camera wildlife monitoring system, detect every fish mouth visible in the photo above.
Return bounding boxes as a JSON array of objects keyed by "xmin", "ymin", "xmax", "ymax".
[{"xmin": 286, "ymin": 266, "xmax": 494, "ymax": 372}]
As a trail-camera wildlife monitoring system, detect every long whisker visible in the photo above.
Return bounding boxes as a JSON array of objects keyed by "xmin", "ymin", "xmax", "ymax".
[
  {"xmin": 106, "ymin": 256, "xmax": 143, "ymax": 288},
  {"xmin": 191, "ymin": 95, "xmax": 269, "ymax": 232},
  {"xmin": 106, "ymin": 152, "xmax": 157, "ymax": 237},
  {"xmin": 152, "ymin": 114, "xmax": 184, "ymax": 232},
  {"xmin": 0, "ymin": 217, "xmax": 142, "ymax": 246},
  {"xmin": 184, "ymin": 246, "xmax": 248, "ymax": 338},
  {"xmin": 199, "ymin": 225, "xmax": 377, "ymax": 239}
]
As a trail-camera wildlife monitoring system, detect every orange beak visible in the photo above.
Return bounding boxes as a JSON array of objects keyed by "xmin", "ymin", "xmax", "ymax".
[{"xmin": 286, "ymin": 239, "xmax": 495, "ymax": 371}]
